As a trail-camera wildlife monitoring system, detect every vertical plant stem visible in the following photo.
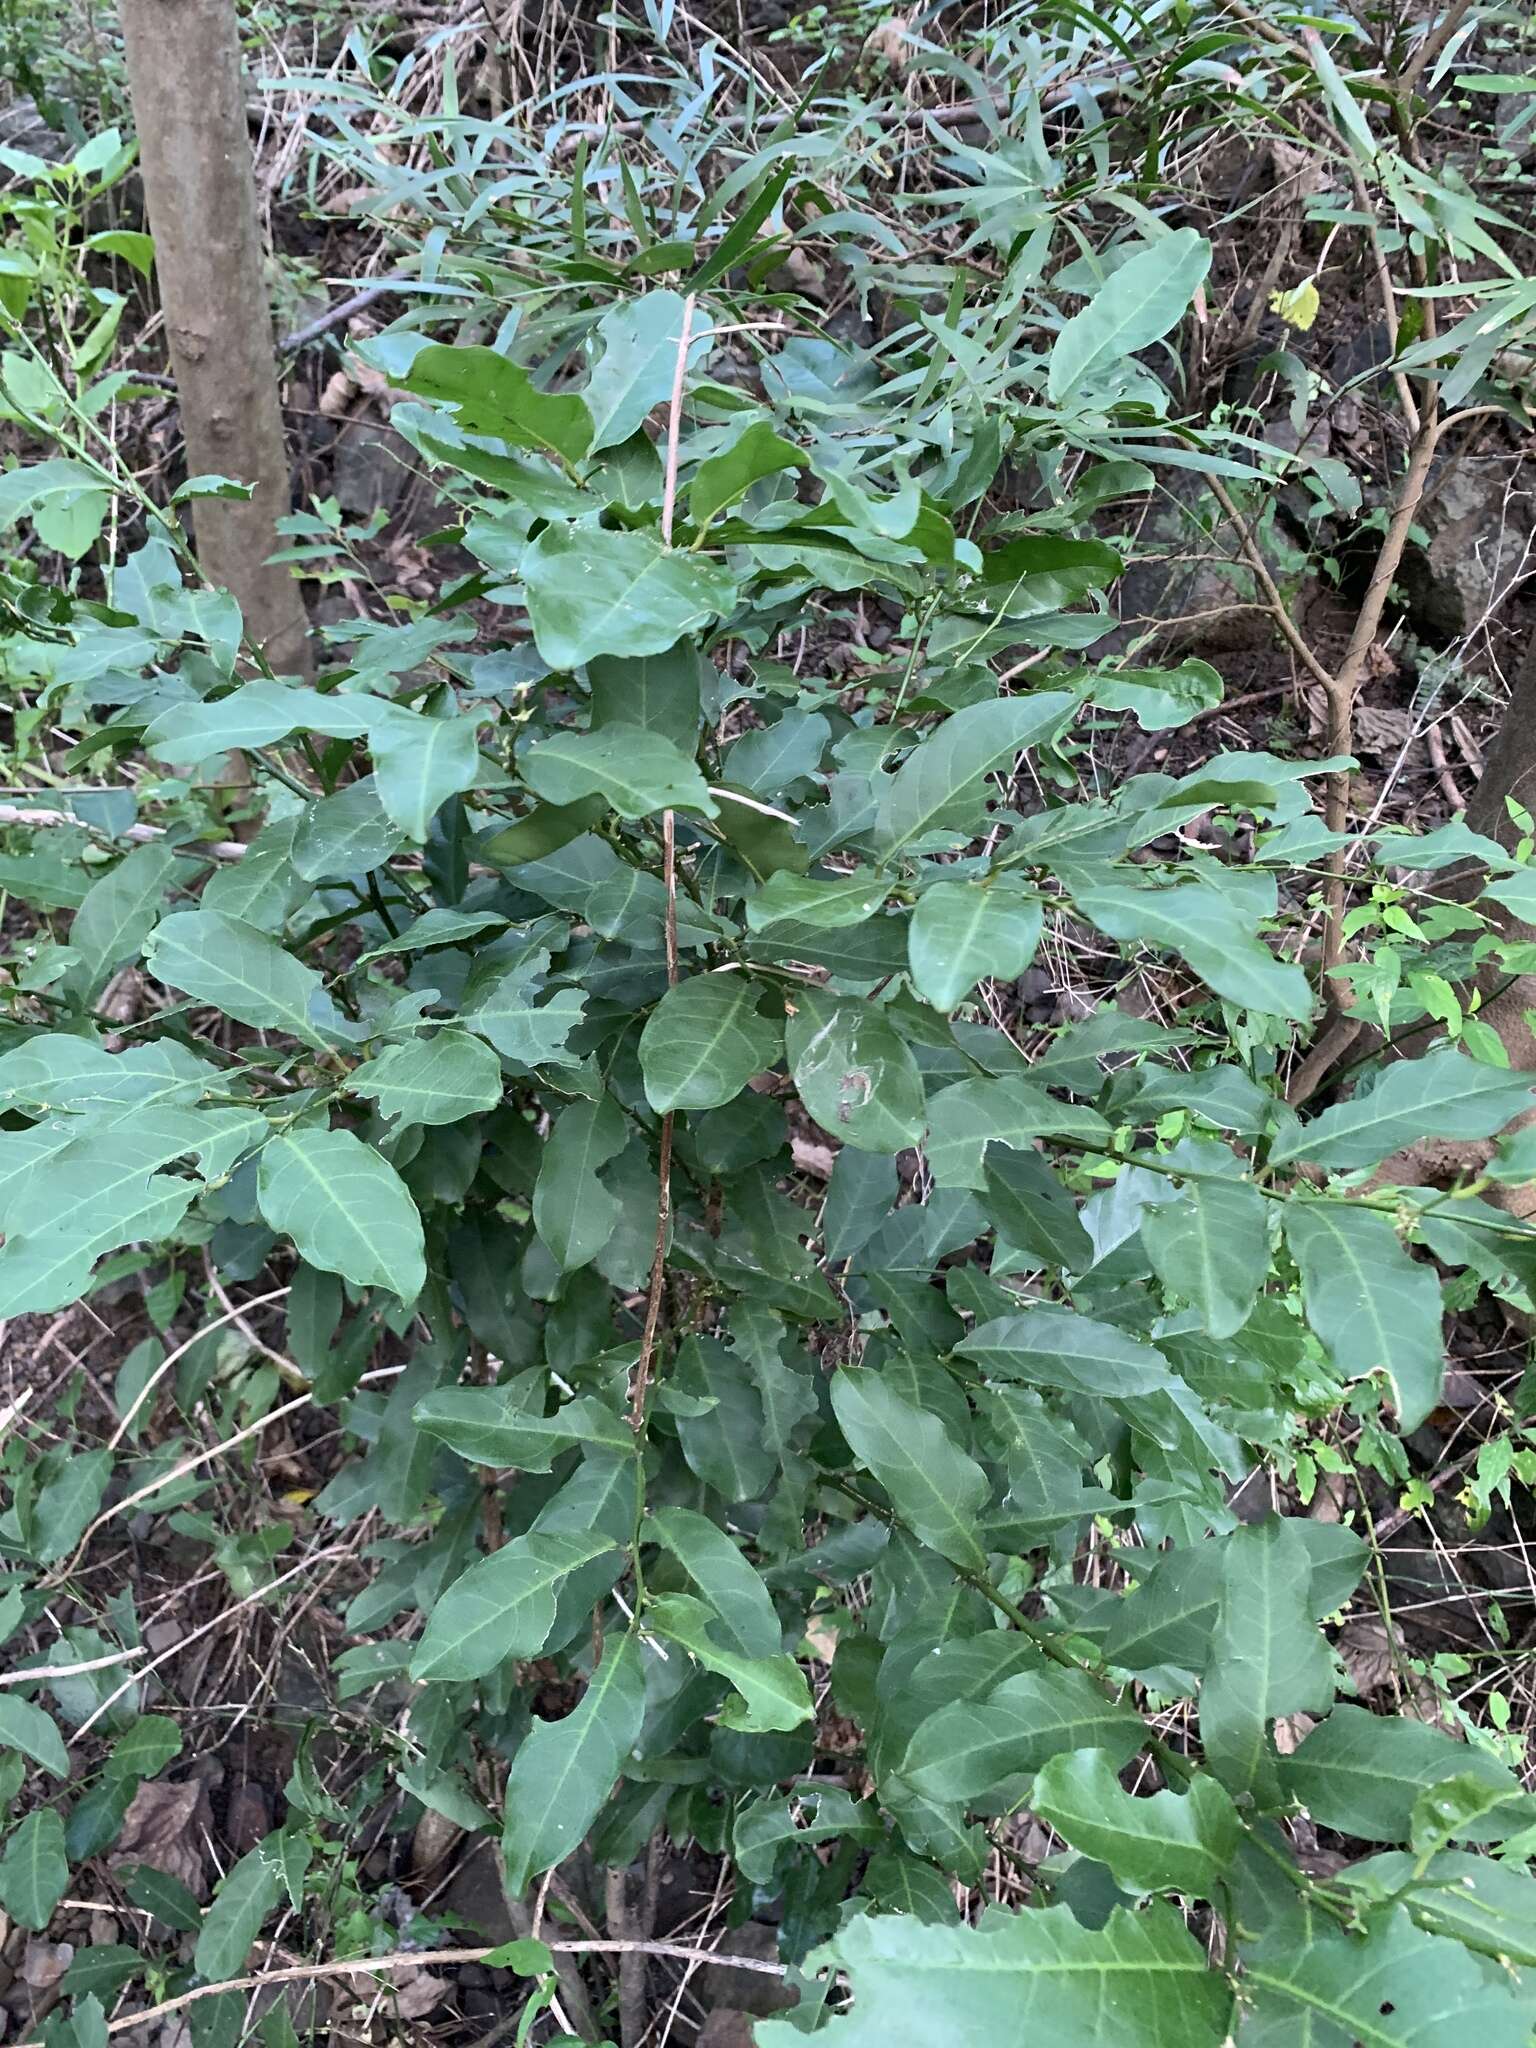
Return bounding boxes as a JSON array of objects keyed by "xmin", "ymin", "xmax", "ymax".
[
  {"xmin": 1319, "ymin": 406, "xmax": 1441, "ymax": 977},
  {"xmin": 627, "ymin": 293, "xmax": 696, "ymax": 1435}
]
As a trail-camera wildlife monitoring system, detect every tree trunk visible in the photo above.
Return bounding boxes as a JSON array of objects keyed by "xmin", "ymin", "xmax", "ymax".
[
  {"xmin": 1463, "ymin": 630, "xmax": 1536, "ymax": 1077},
  {"xmin": 119, "ymin": 0, "xmax": 311, "ymax": 680},
  {"xmin": 1465, "ymin": 632, "xmax": 1536, "ymax": 851}
]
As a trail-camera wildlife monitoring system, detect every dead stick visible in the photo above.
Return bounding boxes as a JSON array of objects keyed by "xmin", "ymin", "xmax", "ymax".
[
  {"xmin": 1319, "ymin": 408, "xmax": 1442, "ymax": 973},
  {"xmin": 0, "ymin": 800, "xmax": 246, "ymax": 861},
  {"xmin": 9, "ymin": 1940, "xmax": 786, "ymax": 2048}
]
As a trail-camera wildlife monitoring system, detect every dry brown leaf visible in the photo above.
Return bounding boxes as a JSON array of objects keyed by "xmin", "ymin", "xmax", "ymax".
[
  {"xmin": 1337, "ymin": 1618, "xmax": 1396, "ymax": 1696},
  {"xmin": 1272, "ymin": 1712, "xmax": 1316, "ymax": 1755},
  {"xmin": 387, "ymin": 1969, "xmax": 448, "ymax": 2020},
  {"xmin": 318, "ymin": 369, "xmax": 356, "ymax": 419},
  {"xmin": 109, "ymin": 1778, "xmax": 214, "ymax": 1900}
]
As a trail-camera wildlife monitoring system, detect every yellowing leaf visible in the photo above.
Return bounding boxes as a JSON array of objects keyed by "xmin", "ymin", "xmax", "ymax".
[{"xmin": 1269, "ymin": 280, "xmax": 1320, "ymax": 331}]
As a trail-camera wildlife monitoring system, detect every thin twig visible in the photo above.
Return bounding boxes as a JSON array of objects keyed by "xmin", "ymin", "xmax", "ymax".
[
  {"xmin": 1400, "ymin": 0, "xmax": 1475, "ymax": 96},
  {"xmin": 109, "ymin": 1286, "xmax": 291, "ymax": 1449},
  {"xmin": 9, "ymin": 1939, "xmax": 786, "ymax": 2048},
  {"xmin": 278, "ymin": 274, "xmax": 410, "ymax": 352},
  {"xmin": 0, "ymin": 1644, "xmax": 147, "ymax": 1688},
  {"xmin": 627, "ymin": 293, "xmax": 695, "ymax": 1435},
  {"xmin": 1204, "ymin": 477, "xmax": 1337, "ymax": 694},
  {"xmin": 1319, "ymin": 407, "xmax": 1443, "ymax": 973},
  {"xmin": 73, "ymin": 1543, "xmax": 351, "ymax": 1740},
  {"xmin": 0, "ymin": 801, "xmax": 247, "ymax": 861}
]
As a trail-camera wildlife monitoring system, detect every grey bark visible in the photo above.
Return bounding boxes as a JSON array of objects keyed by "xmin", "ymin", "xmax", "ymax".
[{"xmin": 119, "ymin": 0, "xmax": 311, "ymax": 679}]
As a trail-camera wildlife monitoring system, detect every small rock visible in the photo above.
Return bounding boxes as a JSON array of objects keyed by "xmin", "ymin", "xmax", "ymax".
[
  {"xmin": 21, "ymin": 1943, "xmax": 73, "ymax": 1991},
  {"xmin": 1399, "ymin": 454, "xmax": 1534, "ymax": 641},
  {"xmin": 0, "ymin": 100, "xmax": 70, "ymax": 163},
  {"xmin": 440, "ymin": 1840, "xmax": 514, "ymax": 1944},
  {"xmin": 697, "ymin": 1925, "xmax": 799, "ymax": 2019},
  {"xmin": 333, "ymin": 421, "xmax": 411, "ymax": 516},
  {"xmin": 224, "ymin": 1784, "xmax": 270, "ymax": 1857}
]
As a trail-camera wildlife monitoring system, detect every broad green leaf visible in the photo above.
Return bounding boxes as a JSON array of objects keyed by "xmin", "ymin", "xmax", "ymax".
[
  {"xmin": 502, "ymin": 1631, "xmax": 647, "ymax": 1894},
  {"xmin": 745, "ymin": 868, "xmax": 889, "ymax": 933},
  {"xmin": 142, "ymin": 680, "xmax": 370, "ymax": 760},
  {"xmin": 1031, "ymin": 1749, "xmax": 1240, "ymax": 1898},
  {"xmin": 690, "ymin": 417, "xmax": 807, "ymax": 527},
  {"xmin": 66, "ymin": 841, "xmax": 178, "ymax": 997},
  {"xmin": 588, "ymin": 643, "xmax": 705, "ymax": 749},
  {"xmin": 639, "ymin": 974, "xmax": 782, "ymax": 1112},
  {"xmin": 1086, "ymin": 659, "xmax": 1222, "ymax": 730},
  {"xmin": 672, "ymin": 1336, "xmax": 779, "ymax": 1502},
  {"xmin": 402, "ymin": 344, "xmax": 593, "ymax": 465},
  {"xmin": 349, "ymin": 1030, "xmax": 503, "ymax": 1127},
  {"xmin": 1279, "ymin": 1705, "xmax": 1529, "ymax": 1844},
  {"xmin": 0, "ymin": 1139, "xmax": 201, "ymax": 1319},
  {"xmin": 895, "ymin": 1665, "xmax": 1145, "ymax": 1803},
  {"xmin": 0, "ymin": 1808, "xmax": 68, "ymax": 1931},
  {"xmin": 533, "ymin": 1094, "xmax": 627, "ymax": 1270},
  {"xmin": 734, "ymin": 1787, "xmax": 883, "ymax": 1883},
  {"xmin": 479, "ymin": 796, "xmax": 608, "ymax": 866},
  {"xmin": 875, "ymin": 693, "xmax": 1079, "ymax": 856},
  {"xmin": 0, "ymin": 1035, "xmax": 214, "ymax": 1115},
  {"xmin": 146, "ymin": 911, "xmax": 339, "ymax": 1044},
  {"xmin": 960, "ymin": 1309, "xmax": 1176, "ymax": 1397},
  {"xmin": 1141, "ymin": 1157, "xmax": 1268, "ymax": 1339},
  {"xmin": 370, "ymin": 708, "xmax": 484, "ymax": 842},
  {"xmin": 0, "ymin": 1696, "xmax": 70, "ymax": 1777},
  {"xmin": 786, "ymin": 993, "xmax": 926, "ymax": 1153},
  {"xmin": 1341, "ymin": 1849, "xmax": 1536, "ymax": 1966},
  {"xmin": 981, "ymin": 1150, "xmax": 1095, "ymax": 1273},
  {"xmin": 257, "ymin": 1128, "xmax": 425, "ymax": 1304},
  {"xmin": 1242, "ymin": 1906, "xmax": 1531, "ymax": 2048},
  {"xmin": 645, "ymin": 1592, "xmax": 813, "ymax": 1732},
  {"xmin": 521, "ymin": 524, "xmax": 738, "ymax": 670},
  {"xmin": 584, "ymin": 290, "xmax": 702, "ymax": 451},
  {"xmin": 1283, "ymin": 1202, "xmax": 1444, "ymax": 1429},
  {"xmin": 924, "ymin": 1077, "xmax": 1110, "ymax": 1189},
  {"xmin": 1100, "ymin": 1524, "xmax": 1368, "ymax": 1676},
  {"xmin": 414, "ymin": 1385, "xmax": 633, "ymax": 1468},
  {"xmin": 907, "ymin": 881, "xmax": 1043, "ymax": 1012},
  {"xmin": 520, "ymin": 722, "xmax": 716, "ymax": 818},
  {"xmin": 463, "ymin": 961, "xmax": 585, "ymax": 1069},
  {"xmin": 18, "ymin": 1448, "xmax": 112, "ymax": 1561},
  {"xmin": 757, "ymin": 1903, "xmax": 1230, "ymax": 2048},
  {"xmin": 105, "ymin": 1715, "xmax": 182, "ymax": 1780},
  {"xmin": 202, "ymin": 817, "xmax": 309, "ymax": 931},
  {"xmin": 193, "ymin": 1836, "xmax": 285, "ymax": 1982},
  {"xmin": 120, "ymin": 1863, "xmax": 202, "ymax": 1932},
  {"xmin": 649, "ymin": 1506, "xmax": 783, "ymax": 1659},
  {"xmin": 831, "ymin": 1369, "xmax": 989, "ymax": 1570},
  {"xmin": 1072, "ymin": 879, "xmax": 1312, "ymax": 1019},
  {"xmin": 411, "ymin": 1531, "xmax": 618, "ymax": 1682},
  {"xmin": 1048, "ymin": 229, "xmax": 1213, "ymax": 401},
  {"xmin": 61, "ymin": 1947, "xmax": 144, "ymax": 2002},
  {"xmin": 1270, "ymin": 1050, "xmax": 1535, "ymax": 1170},
  {"xmin": 1200, "ymin": 1517, "xmax": 1334, "ymax": 1809},
  {"xmin": 291, "ymin": 776, "xmax": 405, "ymax": 882}
]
